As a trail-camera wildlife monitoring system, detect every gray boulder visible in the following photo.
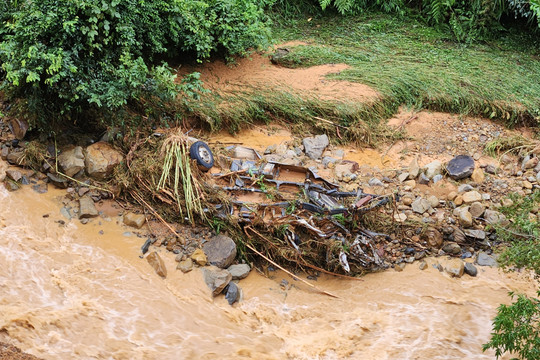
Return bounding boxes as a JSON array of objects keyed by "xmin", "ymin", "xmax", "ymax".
[
  {"xmin": 225, "ymin": 282, "xmax": 240, "ymax": 305},
  {"xmin": 302, "ymin": 134, "xmax": 329, "ymax": 160},
  {"xmin": 58, "ymin": 146, "xmax": 85, "ymax": 177},
  {"xmin": 79, "ymin": 196, "xmax": 98, "ymax": 219},
  {"xmin": 476, "ymin": 252, "xmax": 498, "ymax": 267},
  {"xmin": 446, "ymin": 155, "xmax": 475, "ymax": 180},
  {"xmin": 203, "ymin": 235, "xmax": 237, "ymax": 269},
  {"xmin": 227, "ymin": 264, "xmax": 251, "ymax": 280},
  {"xmin": 202, "ymin": 266, "xmax": 232, "ymax": 296},
  {"xmin": 464, "ymin": 263, "xmax": 478, "ymax": 277}
]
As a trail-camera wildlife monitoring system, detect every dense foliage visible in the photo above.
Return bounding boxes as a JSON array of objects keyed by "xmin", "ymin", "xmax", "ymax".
[
  {"xmin": 315, "ymin": 0, "xmax": 540, "ymax": 40},
  {"xmin": 483, "ymin": 291, "xmax": 540, "ymax": 360},
  {"xmin": 0, "ymin": 0, "xmax": 271, "ymax": 130}
]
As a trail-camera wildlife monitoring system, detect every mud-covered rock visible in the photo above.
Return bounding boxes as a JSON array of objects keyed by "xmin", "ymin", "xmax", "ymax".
[
  {"xmin": 227, "ymin": 264, "xmax": 251, "ymax": 280},
  {"xmin": 85, "ymin": 142, "xmax": 123, "ymax": 180},
  {"xmin": 444, "ymin": 258, "xmax": 465, "ymax": 277},
  {"xmin": 191, "ymin": 248, "xmax": 208, "ymax": 266},
  {"xmin": 203, "ymin": 235, "xmax": 237, "ymax": 269},
  {"xmin": 147, "ymin": 252, "xmax": 167, "ymax": 278},
  {"xmin": 6, "ymin": 169, "xmax": 22, "ymax": 182},
  {"xmin": 58, "ymin": 146, "xmax": 85, "ymax": 177},
  {"xmin": 176, "ymin": 258, "xmax": 193, "ymax": 273},
  {"xmin": 202, "ymin": 266, "xmax": 232, "ymax": 296},
  {"xmin": 123, "ymin": 212, "xmax": 146, "ymax": 229},
  {"xmin": 0, "ymin": 158, "xmax": 7, "ymax": 182},
  {"xmin": 79, "ymin": 196, "xmax": 98, "ymax": 219}
]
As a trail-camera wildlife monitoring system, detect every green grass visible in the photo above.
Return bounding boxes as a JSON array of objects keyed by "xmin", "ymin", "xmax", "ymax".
[{"xmin": 270, "ymin": 13, "xmax": 540, "ymax": 127}]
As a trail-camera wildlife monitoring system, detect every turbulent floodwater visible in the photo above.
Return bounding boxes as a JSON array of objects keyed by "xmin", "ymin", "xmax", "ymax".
[{"xmin": 0, "ymin": 186, "xmax": 537, "ymax": 360}]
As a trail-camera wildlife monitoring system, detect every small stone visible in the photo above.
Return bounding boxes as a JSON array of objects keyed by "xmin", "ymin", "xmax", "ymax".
[
  {"xmin": 398, "ymin": 172, "xmax": 410, "ymax": 183},
  {"xmin": 412, "ymin": 198, "xmax": 431, "ymax": 214},
  {"xmin": 191, "ymin": 248, "xmax": 208, "ymax": 266},
  {"xmin": 227, "ymin": 264, "xmax": 251, "ymax": 280},
  {"xmin": 469, "ymin": 202, "xmax": 485, "ymax": 218},
  {"xmin": 423, "ymin": 228, "xmax": 443, "ymax": 248},
  {"xmin": 402, "ymin": 196, "xmax": 413, "ymax": 206},
  {"xmin": 177, "ymin": 258, "xmax": 194, "ymax": 273},
  {"xmin": 454, "ymin": 195, "xmax": 464, "ymax": 206},
  {"xmin": 0, "ymin": 159, "xmax": 7, "ymax": 182},
  {"xmin": 147, "ymin": 252, "xmax": 167, "ymax": 278},
  {"xmin": 123, "ymin": 212, "xmax": 146, "ymax": 229},
  {"xmin": 442, "ymin": 242, "xmax": 461, "ymax": 255},
  {"xmin": 79, "ymin": 196, "xmax": 98, "ymax": 219},
  {"xmin": 464, "ymin": 263, "xmax": 478, "ymax": 277},
  {"xmin": 458, "ymin": 184, "xmax": 474, "ymax": 193},
  {"xmin": 394, "ymin": 263, "xmax": 406, "ymax": 272},
  {"xmin": 445, "ymin": 258, "xmax": 465, "ymax": 277},
  {"xmin": 424, "ymin": 160, "xmax": 442, "ymax": 179},
  {"xmin": 394, "ymin": 213, "xmax": 407, "ymax": 222},
  {"xmin": 417, "ymin": 173, "xmax": 430, "ymax": 185},
  {"xmin": 47, "ymin": 173, "xmax": 68, "ymax": 189},
  {"xmin": 447, "ymin": 191, "xmax": 458, "ymax": 201},
  {"xmin": 427, "ymin": 195, "xmax": 439, "ymax": 208},
  {"xmin": 485, "ymin": 165, "xmax": 497, "ymax": 174},
  {"xmin": 408, "ymin": 158, "xmax": 420, "ymax": 179},
  {"xmin": 446, "ymin": 155, "xmax": 475, "ymax": 180},
  {"xmin": 432, "ymin": 174, "xmax": 443, "ymax": 184},
  {"xmin": 462, "ymin": 191, "xmax": 482, "ymax": 203},
  {"xmin": 6, "ymin": 169, "xmax": 22, "ymax": 182},
  {"xmin": 5, "ymin": 180, "xmax": 20, "ymax": 192},
  {"xmin": 458, "ymin": 209, "xmax": 473, "ymax": 228},
  {"xmin": 464, "ymin": 229, "xmax": 486, "ymax": 240},
  {"xmin": 224, "ymin": 282, "xmax": 240, "ymax": 305},
  {"xmin": 368, "ymin": 178, "xmax": 384, "ymax": 187},
  {"xmin": 403, "ymin": 180, "xmax": 416, "ymax": 188},
  {"xmin": 523, "ymin": 157, "xmax": 538, "ymax": 170},
  {"xmin": 419, "ymin": 261, "xmax": 428, "ymax": 270},
  {"xmin": 501, "ymin": 198, "xmax": 514, "ymax": 207},
  {"xmin": 471, "ymin": 168, "xmax": 485, "ymax": 183},
  {"xmin": 302, "ymin": 134, "xmax": 329, "ymax": 160},
  {"xmin": 476, "ymin": 252, "xmax": 498, "ymax": 267},
  {"xmin": 523, "ymin": 180, "xmax": 533, "ymax": 189},
  {"xmin": 202, "ymin": 266, "xmax": 232, "ymax": 296}
]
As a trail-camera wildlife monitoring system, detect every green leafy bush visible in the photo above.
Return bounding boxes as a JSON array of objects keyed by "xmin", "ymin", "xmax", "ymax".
[
  {"xmin": 310, "ymin": 1, "xmax": 539, "ymax": 41},
  {"xmin": 0, "ymin": 0, "xmax": 271, "ymax": 131},
  {"xmin": 483, "ymin": 291, "xmax": 540, "ymax": 360}
]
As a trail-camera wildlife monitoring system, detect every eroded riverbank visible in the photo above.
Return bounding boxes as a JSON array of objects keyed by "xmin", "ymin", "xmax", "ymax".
[{"xmin": 0, "ymin": 185, "xmax": 537, "ymax": 359}]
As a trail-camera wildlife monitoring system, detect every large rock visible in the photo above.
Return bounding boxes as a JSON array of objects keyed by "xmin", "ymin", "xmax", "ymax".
[
  {"xmin": 462, "ymin": 191, "xmax": 482, "ymax": 203},
  {"xmin": 227, "ymin": 264, "xmax": 251, "ymax": 280},
  {"xmin": 464, "ymin": 263, "xmax": 478, "ymax": 277},
  {"xmin": 423, "ymin": 228, "xmax": 443, "ymax": 248},
  {"xmin": 202, "ymin": 266, "xmax": 232, "ymax": 296},
  {"xmin": 123, "ymin": 212, "xmax": 146, "ymax": 229},
  {"xmin": 484, "ymin": 209, "xmax": 503, "ymax": 225},
  {"xmin": 469, "ymin": 202, "xmax": 485, "ymax": 218},
  {"xmin": 58, "ymin": 146, "xmax": 85, "ymax": 177},
  {"xmin": 191, "ymin": 248, "xmax": 208, "ymax": 266},
  {"xmin": 85, "ymin": 142, "xmax": 123, "ymax": 180},
  {"xmin": 0, "ymin": 159, "xmax": 9, "ymax": 181},
  {"xmin": 302, "ymin": 134, "xmax": 329, "ymax": 160},
  {"xmin": 147, "ymin": 252, "xmax": 167, "ymax": 278},
  {"xmin": 79, "ymin": 196, "xmax": 98, "ymax": 219},
  {"xmin": 445, "ymin": 259, "xmax": 465, "ymax": 277},
  {"xmin": 446, "ymin": 155, "xmax": 475, "ymax": 180},
  {"xmin": 423, "ymin": 160, "xmax": 443, "ymax": 180},
  {"xmin": 203, "ymin": 235, "xmax": 237, "ymax": 269}
]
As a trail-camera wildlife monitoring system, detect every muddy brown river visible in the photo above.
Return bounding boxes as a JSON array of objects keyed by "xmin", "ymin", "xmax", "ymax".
[{"xmin": 0, "ymin": 186, "xmax": 537, "ymax": 359}]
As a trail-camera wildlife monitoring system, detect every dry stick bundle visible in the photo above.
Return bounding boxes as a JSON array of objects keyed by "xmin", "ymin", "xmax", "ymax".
[{"xmin": 157, "ymin": 131, "xmax": 206, "ymax": 223}]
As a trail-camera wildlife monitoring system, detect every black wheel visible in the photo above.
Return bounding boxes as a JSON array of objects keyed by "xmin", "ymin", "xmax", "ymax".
[{"xmin": 189, "ymin": 141, "xmax": 214, "ymax": 171}]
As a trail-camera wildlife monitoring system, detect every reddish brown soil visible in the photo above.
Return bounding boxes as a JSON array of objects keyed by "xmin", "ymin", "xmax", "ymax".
[
  {"xmin": 0, "ymin": 343, "xmax": 42, "ymax": 360},
  {"xmin": 178, "ymin": 43, "xmax": 379, "ymax": 102}
]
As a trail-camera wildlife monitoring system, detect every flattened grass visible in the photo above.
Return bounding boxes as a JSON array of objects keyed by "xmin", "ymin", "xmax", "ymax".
[{"xmin": 271, "ymin": 13, "xmax": 540, "ymax": 127}]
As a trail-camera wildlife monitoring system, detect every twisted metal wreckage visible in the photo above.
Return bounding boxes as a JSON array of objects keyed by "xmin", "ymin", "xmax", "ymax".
[{"xmin": 195, "ymin": 144, "xmax": 396, "ymax": 274}]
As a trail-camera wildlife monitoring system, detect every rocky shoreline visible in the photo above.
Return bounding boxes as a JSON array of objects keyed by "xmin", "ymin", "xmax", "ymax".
[{"xmin": 1, "ymin": 110, "xmax": 539, "ymax": 306}]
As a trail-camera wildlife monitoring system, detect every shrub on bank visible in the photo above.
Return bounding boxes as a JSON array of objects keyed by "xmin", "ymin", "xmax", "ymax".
[{"xmin": 0, "ymin": 0, "xmax": 271, "ymax": 131}]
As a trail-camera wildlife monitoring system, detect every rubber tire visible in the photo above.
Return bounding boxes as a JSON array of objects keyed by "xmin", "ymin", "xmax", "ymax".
[{"xmin": 189, "ymin": 141, "xmax": 214, "ymax": 171}]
